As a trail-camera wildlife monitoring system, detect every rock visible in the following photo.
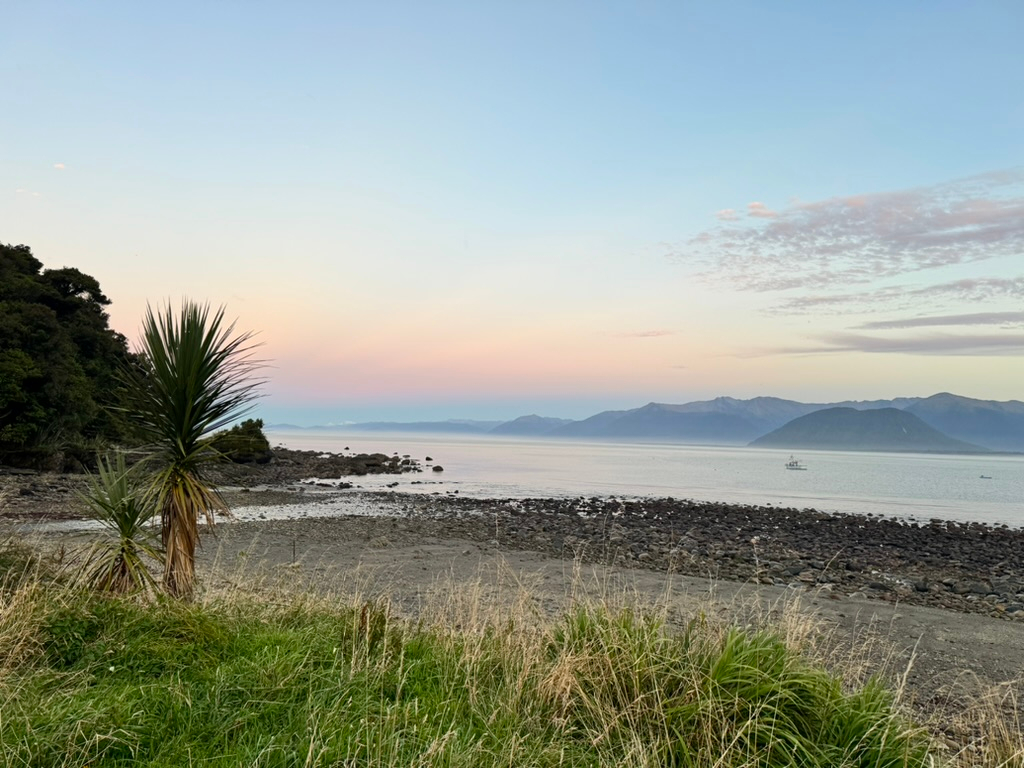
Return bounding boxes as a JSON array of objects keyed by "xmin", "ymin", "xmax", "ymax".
[
  {"xmin": 954, "ymin": 581, "xmax": 991, "ymax": 596},
  {"xmin": 432, "ymin": 466, "xmax": 444, "ymax": 472}
]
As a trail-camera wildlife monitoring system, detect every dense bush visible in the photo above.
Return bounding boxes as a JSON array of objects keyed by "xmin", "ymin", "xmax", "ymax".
[
  {"xmin": 0, "ymin": 243, "xmax": 133, "ymax": 469},
  {"xmin": 210, "ymin": 418, "xmax": 272, "ymax": 464}
]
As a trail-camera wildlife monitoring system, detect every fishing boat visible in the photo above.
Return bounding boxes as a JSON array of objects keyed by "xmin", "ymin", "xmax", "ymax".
[{"xmin": 785, "ymin": 456, "xmax": 807, "ymax": 470}]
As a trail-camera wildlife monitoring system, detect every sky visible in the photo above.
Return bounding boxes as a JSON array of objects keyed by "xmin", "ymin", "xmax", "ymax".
[{"xmin": 3, "ymin": 1, "xmax": 1023, "ymax": 424}]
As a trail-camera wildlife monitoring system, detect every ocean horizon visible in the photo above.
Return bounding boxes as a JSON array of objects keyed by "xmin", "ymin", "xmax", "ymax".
[{"xmin": 267, "ymin": 429, "xmax": 1024, "ymax": 529}]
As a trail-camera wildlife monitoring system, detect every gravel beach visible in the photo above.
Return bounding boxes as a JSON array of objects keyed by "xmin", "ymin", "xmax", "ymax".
[{"xmin": 3, "ymin": 449, "xmax": 1023, "ymax": 740}]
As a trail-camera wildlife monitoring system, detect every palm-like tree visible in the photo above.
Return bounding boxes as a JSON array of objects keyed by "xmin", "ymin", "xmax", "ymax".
[
  {"xmin": 76, "ymin": 451, "xmax": 161, "ymax": 595},
  {"xmin": 127, "ymin": 302, "xmax": 262, "ymax": 598}
]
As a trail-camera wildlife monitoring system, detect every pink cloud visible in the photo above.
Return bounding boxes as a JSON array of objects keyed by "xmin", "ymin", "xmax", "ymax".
[
  {"xmin": 715, "ymin": 208, "xmax": 738, "ymax": 221},
  {"xmin": 747, "ymin": 201, "xmax": 777, "ymax": 219},
  {"xmin": 673, "ymin": 169, "xmax": 1024, "ymax": 293}
]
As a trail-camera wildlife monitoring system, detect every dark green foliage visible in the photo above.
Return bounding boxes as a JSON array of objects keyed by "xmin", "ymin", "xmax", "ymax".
[
  {"xmin": 42, "ymin": 602, "xmax": 110, "ymax": 669},
  {"xmin": 210, "ymin": 418, "xmax": 272, "ymax": 464},
  {"xmin": 0, "ymin": 243, "xmax": 133, "ymax": 469}
]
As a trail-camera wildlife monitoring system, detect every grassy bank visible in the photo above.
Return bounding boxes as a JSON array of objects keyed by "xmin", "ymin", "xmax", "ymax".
[{"xmin": 0, "ymin": 538, "xmax": 1018, "ymax": 767}]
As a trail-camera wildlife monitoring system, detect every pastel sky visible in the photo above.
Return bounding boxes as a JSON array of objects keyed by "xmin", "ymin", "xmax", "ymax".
[{"xmin": 3, "ymin": 1, "xmax": 1023, "ymax": 424}]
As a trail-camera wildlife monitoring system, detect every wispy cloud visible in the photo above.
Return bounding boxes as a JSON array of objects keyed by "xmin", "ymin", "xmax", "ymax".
[
  {"xmin": 675, "ymin": 169, "xmax": 1024, "ymax": 292},
  {"xmin": 770, "ymin": 277, "xmax": 1024, "ymax": 315},
  {"xmin": 53, "ymin": 162, "xmax": 65, "ymax": 170},
  {"xmin": 756, "ymin": 332, "xmax": 1024, "ymax": 357},
  {"xmin": 856, "ymin": 311, "xmax": 1024, "ymax": 330},
  {"xmin": 620, "ymin": 329, "xmax": 673, "ymax": 338}
]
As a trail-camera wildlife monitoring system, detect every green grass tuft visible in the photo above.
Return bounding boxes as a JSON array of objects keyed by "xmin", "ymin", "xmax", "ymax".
[{"xmin": 0, "ymin": 577, "xmax": 947, "ymax": 768}]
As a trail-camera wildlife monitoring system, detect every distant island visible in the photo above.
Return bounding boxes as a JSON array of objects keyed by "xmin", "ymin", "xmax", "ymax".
[
  {"xmin": 749, "ymin": 407, "xmax": 989, "ymax": 454},
  {"xmin": 268, "ymin": 392, "xmax": 1024, "ymax": 455}
]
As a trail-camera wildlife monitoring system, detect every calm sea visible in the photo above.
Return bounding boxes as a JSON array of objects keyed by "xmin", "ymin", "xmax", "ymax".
[{"xmin": 267, "ymin": 430, "xmax": 1024, "ymax": 528}]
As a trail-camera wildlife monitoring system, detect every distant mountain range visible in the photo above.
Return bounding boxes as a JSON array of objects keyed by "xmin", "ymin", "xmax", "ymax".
[
  {"xmin": 267, "ymin": 393, "xmax": 1024, "ymax": 454},
  {"xmin": 490, "ymin": 415, "xmax": 575, "ymax": 435},
  {"xmin": 269, "ymin": 419, "xmax": 504, "ymax": 434}
]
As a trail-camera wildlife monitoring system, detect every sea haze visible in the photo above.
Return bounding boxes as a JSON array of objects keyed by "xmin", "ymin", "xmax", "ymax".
[
  {"xmin": 267, "ymin": 430, "xmax": 1024, "ymax": 528},
  {"xmin": 268, "ymin": 393, "xmax": 1024, "ymax": 453}
]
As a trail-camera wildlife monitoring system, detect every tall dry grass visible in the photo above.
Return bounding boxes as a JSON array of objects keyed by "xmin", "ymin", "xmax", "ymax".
[{"xmin": 0, "ymin": 527, "xmax": 1020, "ymax": 766}]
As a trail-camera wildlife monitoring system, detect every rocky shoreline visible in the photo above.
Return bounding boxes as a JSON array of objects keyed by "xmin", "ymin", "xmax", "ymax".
[
  {"xmin": 206, "ymin": 447, "xmax": 425, "ymax": 486},
  {"xmin": 0, "ymin": 447, "xmax": 425, "ymax": 520},
  {"xmin": 3, "ymin": 447, "xmax": 1023, "ymax": 620},
  {"xmin": 346, "ymin": 492, "xmax": 1024, "ymax": 620}
]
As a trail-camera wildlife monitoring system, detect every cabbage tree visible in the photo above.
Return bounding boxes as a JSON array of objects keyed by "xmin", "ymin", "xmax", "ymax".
[
  {"xmin": 127, "ymin": 302, "xmax": 262, "ymax": 598},
  {"xmin": 75, "ymin": 451, "xmax": 160, "ymax": 595}
]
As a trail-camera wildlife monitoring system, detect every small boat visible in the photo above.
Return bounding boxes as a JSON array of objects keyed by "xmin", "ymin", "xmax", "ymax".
[
  {"xmin": 785, "ymin": 456, "xmax": 807, "ymax": 471},
  {"xmin": 980, "ymin": 475, "xmax": 992, "ymax": 480}
]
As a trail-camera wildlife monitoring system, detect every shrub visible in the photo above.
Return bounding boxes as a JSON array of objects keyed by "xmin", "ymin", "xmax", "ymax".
[{"xmin": 210, "ymin": 418, "xmax": 272, "ymax": 464}]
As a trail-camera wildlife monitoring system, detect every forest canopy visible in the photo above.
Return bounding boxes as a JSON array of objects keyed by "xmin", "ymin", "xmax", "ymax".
[{"xmin": 0, "ymin": 242, "xmax": 133, "ymax": 469}]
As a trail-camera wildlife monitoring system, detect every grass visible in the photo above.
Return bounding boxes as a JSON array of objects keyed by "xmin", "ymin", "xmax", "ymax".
[{"xmin": 0, "ymin": 539, "xmax": 1020, "ymax": 767}]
